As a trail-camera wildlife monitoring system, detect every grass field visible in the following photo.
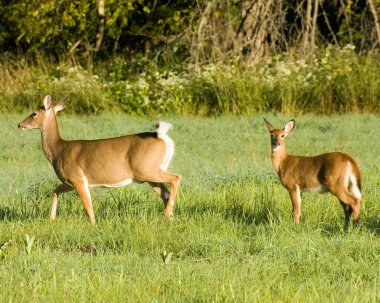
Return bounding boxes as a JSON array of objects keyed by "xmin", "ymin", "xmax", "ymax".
[{"xmin": 0, "ymin": 113, "xmax": 379, "ymax": 302}]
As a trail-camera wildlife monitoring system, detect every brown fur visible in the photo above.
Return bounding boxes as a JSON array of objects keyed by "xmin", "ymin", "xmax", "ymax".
[
  {"xmin": 18, "ymin": 95, "xmax": 181, "ymax": 223},
  {"xmin": 264, "ymin": 118, "xmax": 362, "ymax": 227}
]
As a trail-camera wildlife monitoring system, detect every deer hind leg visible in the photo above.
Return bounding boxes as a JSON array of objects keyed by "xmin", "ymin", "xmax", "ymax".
[
  {"xmin": 339, "ymin": 200, "xmax": 353, "ymax": 229},
  {"xmin": 51, "ymin": 183, "xmax": 73, "ymax": 220},
  {"xmin": 149, "ymin": 182, "xmax": 170, "ymax": 206},
  {"xmin": 289, "ymin": 186, "xmax": 301, "ymax": 224},
  {"xmin": 332, "ymin": 189, "xmax": 360, "ymax": 227},
  {"xmin": 158, "ymin": 171, "xmax": 181, "ymax": 218},
  {"xmin": 72, "ymin": 181, "xmax": 95, "ymax": 224}
]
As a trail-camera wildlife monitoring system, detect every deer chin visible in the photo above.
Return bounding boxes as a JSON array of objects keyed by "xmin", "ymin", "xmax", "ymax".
[
  {"xmin": 272, "ymin": 145, "xmax": 281, "ymax": 152},
  {"xmin": 18, "ymin": 124, "xmax": 32, "ymax": 130}
]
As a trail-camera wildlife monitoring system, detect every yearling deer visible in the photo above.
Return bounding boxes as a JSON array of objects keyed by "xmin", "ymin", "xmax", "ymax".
[
  {"xmin": 18, "ymin": 95, "xmax": 181, "ymax": 224},
  {"xmin": 264, "ymin": 118, "xmax": 362, "ymax": 227}
]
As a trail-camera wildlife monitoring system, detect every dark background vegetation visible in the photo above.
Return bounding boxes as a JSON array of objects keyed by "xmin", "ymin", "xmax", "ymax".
[{"xmin": 0, "ymin": 0, "xmax": 379, "ymax": 114}]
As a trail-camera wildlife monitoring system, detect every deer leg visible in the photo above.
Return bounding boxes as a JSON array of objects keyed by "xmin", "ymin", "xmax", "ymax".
[
  {"xmin": 333, "ymin": 189, "xmax": 360, "ymax": 227},
  {"xmin": 289, "ymin": 187, "xmax": 301, "ymax": 224},
  {"xmin": 158, "ymin": 171, "xmax": 181, "ymax": 218},
  {"xmin": 51, "ymin": 183, "xmax": 73, "ymax": 220},
  {"xmin": 339, "ymin": 200, "xmax": 353, "ymax": 229},
  {"xmin": 149, "ymin": 182, "xmax": 170, "ymax": 206},
  {"xmin": 73, "ymin": 182, "xmax": 95, "ymax": 224}
]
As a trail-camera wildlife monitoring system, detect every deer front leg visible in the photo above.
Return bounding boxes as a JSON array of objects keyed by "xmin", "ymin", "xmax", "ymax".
[
  {"xmin": 73, "ymin": 181, "xmax": 95, "ymax": 224},
  {"xmin": 289, "ymin": 187, "xmax": 301, "ymax": 224},
  {"xmin": 51, "ymin": 183, "xmax": 73, "ymax": 220}
]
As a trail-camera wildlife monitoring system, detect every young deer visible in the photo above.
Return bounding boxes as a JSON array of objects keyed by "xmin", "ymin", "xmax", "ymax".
[
  {"xmin": 18, "ymin": 95, "xmax": 181, "ymax": 224},
  {"xmin": 264, "ymin": 118, "xmax": 362, "ymax": 227}
]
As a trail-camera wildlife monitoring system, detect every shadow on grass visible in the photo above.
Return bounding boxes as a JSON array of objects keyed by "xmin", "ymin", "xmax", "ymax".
[
  {"xmin": 363, "ymin": 217, "xmax": 380, "ymax": 235},
  {"xmin": 0, "ymin": 205, "xmax": 19, "ymax": 221},
  {"xmin": 0, "ymin": 203, "xmax": 50, "ymax": 222},
  {"xmin": 181, "ymin": 195, "xmax": 277, "ymax": 227},
  {"xmin": 222, "ymin": 201, "xmax": 275, "ymax": 226}
]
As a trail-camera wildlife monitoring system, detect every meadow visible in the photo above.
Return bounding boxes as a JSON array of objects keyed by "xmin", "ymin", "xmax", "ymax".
[{"xmin": 0, "ymin": 112, "xmax": 379, "ymax": 302}]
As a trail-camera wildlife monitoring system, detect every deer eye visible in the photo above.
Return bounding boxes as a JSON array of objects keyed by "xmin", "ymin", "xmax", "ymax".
[
  {"xmin": 281, "ymin": 134, "xmax": 285, "ymax": 138},
  {"xmin": 31, "ymin": 112, "xmax": 37, "ymax": 119}
]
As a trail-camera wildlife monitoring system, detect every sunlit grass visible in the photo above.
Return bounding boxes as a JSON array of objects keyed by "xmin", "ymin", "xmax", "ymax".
[{"xmin": 0, "ymin": 113, "xmax": 379, "ymax": 302}]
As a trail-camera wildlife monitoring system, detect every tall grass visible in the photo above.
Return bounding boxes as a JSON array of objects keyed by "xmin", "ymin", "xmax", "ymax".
[
  {"xmin": 1, "ymin": 46, "xmax": 379, "ymax": 115},
  {"xmin": 0, "ymin": 113, "xmax": 379, "ymax": 301}
]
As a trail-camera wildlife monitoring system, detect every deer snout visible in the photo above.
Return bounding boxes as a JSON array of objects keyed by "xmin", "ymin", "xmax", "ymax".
[
  {"xmin": 271, "ymin": 137, "xmax": 280, "ymax": 149},
  {"xmin": 18, "ymin": 122, "xmax": 28, "ymax": 130}
]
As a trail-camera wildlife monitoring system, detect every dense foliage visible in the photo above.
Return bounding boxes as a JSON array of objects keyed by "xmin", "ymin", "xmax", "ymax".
[
  {"xmin": 1, "ymin": 46, "xmax": 379, "ymax": 115},
  {"xmin": 1, "ymin": 0, "xmax": 379, "ymax": 62},
  {"xmin": 0, "ymin": 0, "xmax": 379, "ymax": 114},
  {"xmin": 0, "ymin": 0, "xmax": 193, "ymax": 60}
]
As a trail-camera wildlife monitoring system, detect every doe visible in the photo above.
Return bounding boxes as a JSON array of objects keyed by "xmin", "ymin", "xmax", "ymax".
[
  {"xmin": 264, "ymin": 118, "xmax": 362, "ymax": 227},
  {"xmin": 18, "ymin": 95, "xmax": 181, "ymax": 223}
]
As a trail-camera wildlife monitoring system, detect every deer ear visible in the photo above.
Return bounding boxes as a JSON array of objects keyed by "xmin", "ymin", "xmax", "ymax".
[
  {"xmin": 43, "ymin": 95, "xmax": 52, "ymax": 111},
  {"xmin": 264, "ymin": 118, "xmax": 275, "ymax": 132},
  {"xmin": 284, "ymin": 119, "xmax": 295, "ymax": 133},
  {"xmin": 54, "ymin": 95, "xmax": 69, "ymax": 112}
]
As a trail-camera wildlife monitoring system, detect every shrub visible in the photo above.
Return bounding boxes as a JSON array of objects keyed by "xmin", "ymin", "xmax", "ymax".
[{"xmin": 1, "ymin": 46, "xmax": 379, "ymax": 115}]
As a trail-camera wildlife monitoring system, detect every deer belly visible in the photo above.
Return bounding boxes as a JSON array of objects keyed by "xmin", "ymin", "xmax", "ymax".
[
  {"xmin": 303, "ymin": 185, "xmax": 328, "ymax": 193},
  {"xmin": 89, "ymin": 178, "xmax": 134, "ymax": 188}
]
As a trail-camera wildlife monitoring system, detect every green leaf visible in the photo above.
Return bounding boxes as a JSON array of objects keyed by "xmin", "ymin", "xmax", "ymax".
[{"xmin": 24, "ymin": 234, "xmax": 35, "ymax": 255}]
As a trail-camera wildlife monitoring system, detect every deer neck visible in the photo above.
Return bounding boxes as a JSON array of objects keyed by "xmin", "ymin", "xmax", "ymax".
[
  {"xmin": 40, "ymin": 112, "xmax": 63, "ymax": 163},
  {"xmin": 271, "ymin": 146, "xmax": 288, "ymax": 173}
]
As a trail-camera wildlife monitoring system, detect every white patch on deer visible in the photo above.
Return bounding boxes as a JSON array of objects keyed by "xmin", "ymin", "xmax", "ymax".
[
  {"xmin": 83, "ymin": 176, "xmax": 92, "ymax": 198},
  {"xmin": 90, "ymin": 178, "xmax": 134, "ymax": 188},
  {"xmin": 345, "ymin": 161, "xmax": 362, "ymax": 200},
  {"xmin": 296, "ymin": 185, "xmax": 301, "ymax": 207},
  {"xmin": 168, "ymin": 200, "xmax": 175, "ymax": 207},
  {"xmin": 156, "ymin": 121, "xmax": 175, "ymax": 171},
  {"xmin": 345, "ymin": 162, "xmax": 362, "ymax": 200}
]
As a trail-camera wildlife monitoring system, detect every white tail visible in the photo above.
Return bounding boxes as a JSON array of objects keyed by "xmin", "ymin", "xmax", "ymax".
[
  {"xmin": 18, "ymin": 95, "xmax": 181, "ymax": 224},
  {"xmin": 156, "ymin": 121, "xmax": 172, "ymax": 138},
  {"xmin": 264, "ymin": 118, "xmax": 362, "ymax": 227},
  {"xmin": 156, "ymin": 122, "xmax": 174, "ymax": 171}
]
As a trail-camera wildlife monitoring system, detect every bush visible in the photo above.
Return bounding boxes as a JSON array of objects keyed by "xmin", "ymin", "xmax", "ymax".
[{"xmin": 1, "ymin": 46, "xmax": 379, "ymax": 115}]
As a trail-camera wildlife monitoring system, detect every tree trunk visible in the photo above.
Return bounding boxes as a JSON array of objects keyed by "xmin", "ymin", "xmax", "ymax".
[
  {"xmin": 303, "ymin": 0, "xmax": 313, "ymax": 54},
  {"xmin": 310, "ymin": 0, "xmax": 319, "ymax": 60},
  {"xmin": 93, "ymin": 0, "xmax": 105, "ymax": 52},
  {"xmin": 367, "ymin": 0, "xmax": 380, "ymax": 47}
]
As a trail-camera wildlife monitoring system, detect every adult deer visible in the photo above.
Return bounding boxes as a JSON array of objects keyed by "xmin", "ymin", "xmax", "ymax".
[
  {"xmin": 18, "ymin": 95, "xmax": 181, "ymax": 224},
  {"xmin": 264, "ymin": 118, "xmax": 362, "ymax": 227}
]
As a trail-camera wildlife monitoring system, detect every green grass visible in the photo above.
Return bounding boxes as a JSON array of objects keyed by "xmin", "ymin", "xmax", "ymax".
[{"xmin": 0, "ymin": 113, "xmax": 380, "ymax": 302}]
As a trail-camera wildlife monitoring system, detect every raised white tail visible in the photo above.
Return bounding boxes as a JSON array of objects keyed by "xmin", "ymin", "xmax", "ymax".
[
  {"xmin": 156, "ymin": 121, "xmax": 173, "ymax": 138},
  {"xmin": 156, "ymin": 121, "xmax": 175, "ymax": 171}
]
